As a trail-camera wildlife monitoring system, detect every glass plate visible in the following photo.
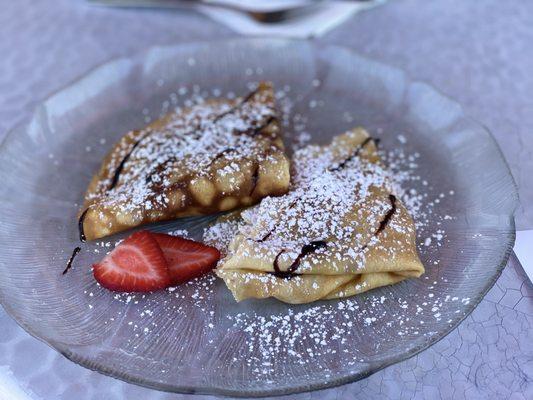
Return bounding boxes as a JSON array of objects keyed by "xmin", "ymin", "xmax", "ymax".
[{"xmin": 0, "ymin": 38, "xmax": 517, "ymax": 397}]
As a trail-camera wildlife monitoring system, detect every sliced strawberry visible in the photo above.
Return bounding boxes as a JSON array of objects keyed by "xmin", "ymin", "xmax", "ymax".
[
  {"xmin": 152, "ymin": 233, "xmax": 221, "ymax": 285},
  {"xmin": 93, "ymin": 231, "xmax": 171, "ymax": 292}
]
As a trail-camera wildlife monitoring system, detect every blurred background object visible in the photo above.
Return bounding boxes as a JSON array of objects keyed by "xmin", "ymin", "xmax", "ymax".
[{"xmin": 90, "ymin": 0, "xmax": 387, "ymax": 37}]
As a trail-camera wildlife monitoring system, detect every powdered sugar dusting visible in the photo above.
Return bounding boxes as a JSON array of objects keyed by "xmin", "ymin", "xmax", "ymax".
[
  {"xmin": 166, "ymin": 228, "xmax": 190, "ymax": 238},
  {"xmin": 200, "ymin": 128, "xmax": 458, "ymax": 376},
  {"xmin": 84, "ymin": 83, "xmax": 285, "ymax": 221},
  {"xmin": 80, "ymin": 79, "xmax": 465, "ymax": 379}
]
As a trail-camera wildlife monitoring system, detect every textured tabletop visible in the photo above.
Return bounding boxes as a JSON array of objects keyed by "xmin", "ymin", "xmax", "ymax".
[{"xmin": 0, "ymin": 0, "xmax": 531, "ymax": 399}]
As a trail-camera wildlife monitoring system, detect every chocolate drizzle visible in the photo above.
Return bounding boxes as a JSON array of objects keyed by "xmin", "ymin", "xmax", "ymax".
[
  {"xmin": 212, "ymin": 88, "xmax": 277, "ymax": 138},
  {"xmin": 257, "ymin": 231, "xmax": 272, "ymax": 243},
  {"xmin": 249, "ymin": 164, "xmax": 260, "ymax": 195},
  {"xmin": 243, "ymin": 116, "xmax": 277, "ymax": 138},
  {"xmin": 108, "ymin": 131, "xmax": 151, "ymax": 191},
  {"xmin": 63, "ymin": 247, "xmax": 81, "ymax": 275},
  {"xmin": 102, "ymin": 84, "xmax": 276, "ymax": 195},
  {"xmin": 287, "ymin": 199, "xmax": 298, "ymax": 210},
  {"xmin": 357, "ymin": 194, "xmax": 398, "ymax": 254},
  {"xmin": 253, "ymin": 199, "xmax": 297, "ymax": 243},
  {"xmin": 109, "ymin": 88, "xmax": 267, "ymax": 191},
  {"xmin": 329, "ymin": 137, "xmax": 377, "ymax": 172},
  {"xmin": 213, "ymin": 88, "xmax": 259, "ymax": 123},
  {"xmin": 208, "ymin": 147, "xmax": 237, "ymax": 167},
  {"xmin": 376, "ymin": 194, "xmax": 397, "ymax": 234},
  {"xmin": 267, "ymin": 194, "xmax": 396, "ymax": 278},
  {"xmin": 272, "ymin": 240, "xmax": 327, "ymax": 279},
  {"xmin": 145, "ymin": 157, "xmax": 177, "ymax": 185},
  {"xmin": 78, "ymin": 208, "xmax": 89, "ymax": 242}
]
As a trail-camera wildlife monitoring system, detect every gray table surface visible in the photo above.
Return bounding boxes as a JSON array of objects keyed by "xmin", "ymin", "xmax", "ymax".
[{"xmin": 0, "ymin": 0, "xmax": 531, "ymax": 399}]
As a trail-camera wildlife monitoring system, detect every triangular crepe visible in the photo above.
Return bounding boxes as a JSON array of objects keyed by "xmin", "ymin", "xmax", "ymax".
[
  {"xmin": 215, "ymin": 128, "xmax": 424, "ymax": 304},
  {"xmin": 79, "ymin": 82, "xmax": 290, "ymax": 241}
]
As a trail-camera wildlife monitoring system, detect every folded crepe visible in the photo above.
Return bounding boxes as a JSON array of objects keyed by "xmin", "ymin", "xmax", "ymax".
[
  {"xmin": 79, "ymin": 82, "xmax": 290, "ymax": 241},
  {"xmin": 215, "ymin": 128, "xmax": 424, "ymax": 304}
]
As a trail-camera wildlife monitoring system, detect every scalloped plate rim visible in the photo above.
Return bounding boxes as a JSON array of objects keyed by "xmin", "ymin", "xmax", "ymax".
[{"xmin": 0, "ymin": 37, "xmax": 518, "ymax": 397}]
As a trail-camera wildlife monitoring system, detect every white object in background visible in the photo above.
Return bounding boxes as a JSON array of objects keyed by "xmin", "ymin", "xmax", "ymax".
[
  {"xmin": 198, "ymin": 0, "xmax": 387, "ymax": 38},
  {"xmin": 514, "ymin": 230, "xmax": 533, "ymax": 283}
]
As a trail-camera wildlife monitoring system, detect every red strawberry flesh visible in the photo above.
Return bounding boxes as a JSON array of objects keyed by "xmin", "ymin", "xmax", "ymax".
[
  {"xmin": 152, "ymin": 233, "xmax": 221, "ymax": 285},
  {"xmin": 93, "ymin": 231, "xmax": 170, "ymax": 292}
]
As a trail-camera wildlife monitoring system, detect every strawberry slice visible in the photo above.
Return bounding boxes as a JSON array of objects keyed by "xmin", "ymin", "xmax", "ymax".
[
  {"xmin": 93, "ymin": 231, "xmax": 171, "ymax": 292},
  {"xmin": 152, "ymin": 233, "xmax": 221, "ymax": 285}
]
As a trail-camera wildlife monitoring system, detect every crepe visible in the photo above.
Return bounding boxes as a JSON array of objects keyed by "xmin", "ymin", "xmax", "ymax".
[
  {"xmin": 79, "ymin": 82, "xmax": 290, "ymax": 241},
  {"xmin": 215, "ymin": 128, "xmax": 424, "ymax": 304}
]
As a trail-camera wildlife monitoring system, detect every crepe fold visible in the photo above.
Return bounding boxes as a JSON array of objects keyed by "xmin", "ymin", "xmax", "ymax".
[
  {"xmin": 79, "ymin": 82, "xmax": 290, "ymax": 241},
  {"xmin": 215, "ymin": 128, "xmax": 424, "ymax": 304}
]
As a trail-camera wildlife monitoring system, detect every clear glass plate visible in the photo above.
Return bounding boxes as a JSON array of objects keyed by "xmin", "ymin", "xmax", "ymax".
[{"xmin": 0, "ymin": 38, "xmax": 517, "ymax": 397}]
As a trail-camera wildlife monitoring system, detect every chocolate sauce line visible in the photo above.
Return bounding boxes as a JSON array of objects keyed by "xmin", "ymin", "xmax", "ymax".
[
  {"xmin": 78, "ymin": 208, "xmax": 89, "ymax": 243},
  {"xmin": 257, "ymin": 231, "xmax": 272, "ymax": 243},
  {"xmin": 76, "ymin": 87, "xmax": 266, "ymax": 249},
  {"xmin": 63, "ymin": 247, "xmax": 81, "ymax": 275},
  {"xmin": 207, "ymin": 147, "xmax": 237, "ymax": 167},
  {"xmin": 107, "ymin": 119, "xmax": 203, "ymax": 192},
  {"xmin": 287, "ymin": 199, "xmax": 298, "ymax": 210},
  {"xmin": 253, "ymin": 199, "xmax": 297, "ymax": 243},
  {"xmin": 355, "ymin": 194, "xmax": 398, "ymax": 254},
  {"xmin": 242, "ymin": 115, "xmax": 277, "ymax": 138},
  {"xmin": 328, "ymin": 137, "xmax": 377, "ymax": 172},
  {"xmin": 145, "ymin": 156, "xmax": 177, "ymax": 185},
  {"xmin": 272, "ymin": 251, "xmax": 291, "ymax": 278},
  {"xmin": 108, "ymin": 89, "xmax": 264, "ymax": 192},
  {"xmin": 213, "ymin": 88, "xmax": 259, "ymax": 123},
  {"xmin": 108, "ymin": 131, "xmax": 152, "ymax": 191},
  {"xmin": 272, "ymin": 240, "xmax": 327, "ymax": 279},
  {"xmin": 376, "ymin": 194, "xmax": 397, "ymax": 234},
  {"xmin": 267, "ymin": 194, "xmax": 395, "ymax": 279},
  {"xmin": 249, "ymin": 164, "xmax": 260, "ymax": 195}
]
